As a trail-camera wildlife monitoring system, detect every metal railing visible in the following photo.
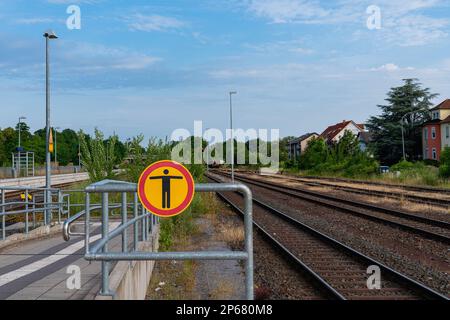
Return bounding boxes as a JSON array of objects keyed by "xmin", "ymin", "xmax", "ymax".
[
  {"xmin": 0, "ymin": 185, "xmax": 62, "ymax": 240},
  {"xmin": 80, "ymin": 180, "xmax": 254, "ymax": 300}
]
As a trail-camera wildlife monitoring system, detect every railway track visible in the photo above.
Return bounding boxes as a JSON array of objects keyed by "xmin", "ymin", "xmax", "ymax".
[
  {"xmin": 1, "ymin": 181, "xmax": 84, "ymax": 227},
  {"xmin": 210, "ymin": 171, "xmax": 450, "ymax": 244},
  {"xmin": 207, "ymin": 175, "xmax": 448, "ymax": 300},
  {"xmin": 272, "ymin": 175, "xmax": 450, "ymax": 208},
  {"xmin": 298, "ymin": 175, "xmax": 450, "ymax": 194}
]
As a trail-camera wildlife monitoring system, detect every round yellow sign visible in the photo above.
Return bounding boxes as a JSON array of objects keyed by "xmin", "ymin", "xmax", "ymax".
[{"xmin": 138, "ymin": 160, "xmax": 195, "ymax": 218}]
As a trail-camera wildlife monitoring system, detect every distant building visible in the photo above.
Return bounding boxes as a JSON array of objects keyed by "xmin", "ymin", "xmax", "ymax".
[
  {"xmin": 358, "ymin": 131, "xmax": 373, "ymax": 152},
  {"xmin": 288, "ymin": 133, "xmax": 319, "ymax": 161},
  {"xmin": 320, "ymin": 120, "xmax": 366, "ymax": 144},
  {"xmin": 422, "ymin": 99, "xmax": 450, "ymax": 161}
]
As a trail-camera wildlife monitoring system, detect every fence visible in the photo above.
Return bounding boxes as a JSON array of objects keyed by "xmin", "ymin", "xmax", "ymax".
[
  {"xmin": 68, "ymin": 180, "xmax": 255, "ymax": 300},
  {"xmin": 0, "ymin": 185, "xmax": 62, "ymax": 240}
]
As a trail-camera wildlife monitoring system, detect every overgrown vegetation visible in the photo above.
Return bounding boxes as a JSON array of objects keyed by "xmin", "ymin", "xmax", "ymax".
[
  {"xmin": 79, "ymin": 129, "xmax": 118, "ymax": 182},
  {"xmin": 389, "ymin": 160, "xmax": 440, "ymax": 186},
  {"xmin": 286, "ymin": 131, "xmax": 378, "ymax": 178}
]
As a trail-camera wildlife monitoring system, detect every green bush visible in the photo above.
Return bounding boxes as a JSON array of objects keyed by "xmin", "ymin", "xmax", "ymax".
[
  {"xmin": 439, "ymin": 148, "xmax": 450, "ymax": 179},
  {"xmin": 297, "ymin": 132, "xmax": 378, "ymax": 178}
]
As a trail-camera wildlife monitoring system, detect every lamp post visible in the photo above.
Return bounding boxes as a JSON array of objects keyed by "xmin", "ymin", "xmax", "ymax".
[
  {"xmin": 229, "ymin": 91, "xmax": 237, "ymax": 182},
  {"xmin": 400, "ymin": 111, "xmax": 416, "ymax": 161},
  {"xmin": 205, "ymin": 128, "xmax": 211, "ymax": 172},
  {"xmin": 18, "ymin": 116, "xmax": 26, "ymax": 148},
  {"xmin": 54, "ymin": 126, "xmax": 60, "ymax": 166},
  {"xmin": 44, "ymin": 30, "xmax": 58, "ymax": 225}
]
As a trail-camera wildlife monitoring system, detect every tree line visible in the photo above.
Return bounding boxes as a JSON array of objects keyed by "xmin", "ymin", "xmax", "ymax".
[{"xmin": 0, "ymin": 124, "xmax": 127, "ymax": 167}]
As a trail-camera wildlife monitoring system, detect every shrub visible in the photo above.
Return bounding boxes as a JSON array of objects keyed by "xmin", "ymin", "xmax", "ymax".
[{"xmin": 439, "ymin": 147, "xmax": 450, "ymax": 179}]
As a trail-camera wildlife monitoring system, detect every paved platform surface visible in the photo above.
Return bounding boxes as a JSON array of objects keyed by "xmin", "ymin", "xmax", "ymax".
[
  {"xmin": 0, "ymin": 172, "xmax": 89, "ymax": 189},
  {"xmin": 0, "ymin": 221, "xmax": 126, "ymax": 300}
]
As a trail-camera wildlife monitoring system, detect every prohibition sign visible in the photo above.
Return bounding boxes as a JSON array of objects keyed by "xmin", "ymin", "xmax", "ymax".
[{"xmin": 138, "ymin": 160, "xmax": 195, "ymax": 218}]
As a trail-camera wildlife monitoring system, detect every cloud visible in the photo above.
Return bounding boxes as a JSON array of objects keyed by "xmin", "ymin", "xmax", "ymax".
[
  {"xmin": 46, "ymin": 0, "xmax": 101, "ymax": 4},
  {"xmin": 246, "ymin": 0, "xmax": 330, "ymax": 24},
  {"xmin": 244, "ymin": 39, "xmax": 314, "ymax": 55},
  {"xmin": 15, "ymin": 18, "xmax": 56, "ymax": 24},
  {"xmin": 127, "ymin": 14, "xmax": 187, "ymax": 32},
  {"xmin": 242, "ymin": 0, "xmax": 449, "ymax": 46},
  {"xmin": 61, "ymin": 42, "xmax": 162, "ymax": 71}
]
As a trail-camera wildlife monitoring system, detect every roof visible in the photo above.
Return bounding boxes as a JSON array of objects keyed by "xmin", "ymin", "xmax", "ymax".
[
  {"xmin": 288, "ymin": 132, "xmax": 318, "ymax": 145},
  {"xmin": 440, "ymin": 115, "xmax": 450, "ymax": 124},
  {"xmin": 431, "ymin": 99, "xmax": 450, "ymax": 111},
  {"xmin": 320, "ymin": 120, "xmax": 364, "ymax": 142}
]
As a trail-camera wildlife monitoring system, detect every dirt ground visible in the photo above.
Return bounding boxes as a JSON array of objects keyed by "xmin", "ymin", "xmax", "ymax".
[{"xmin": 146, "ymin": 204, "xmax": 246, "ymax": 300}]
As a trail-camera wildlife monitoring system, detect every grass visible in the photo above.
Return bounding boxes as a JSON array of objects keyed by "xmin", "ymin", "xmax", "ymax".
[
  {"xmin": 159, "ymin": 192, "xmax": 221, "ymax": 251},
  {"xmin": 282, "ymin": 165, "xmax": 450, "ymax": 188}
]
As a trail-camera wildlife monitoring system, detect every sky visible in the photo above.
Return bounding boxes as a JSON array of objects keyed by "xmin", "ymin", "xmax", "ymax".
[{"xmin": 1, "ymin": 0, "xmax": 450, "ymax": 141}]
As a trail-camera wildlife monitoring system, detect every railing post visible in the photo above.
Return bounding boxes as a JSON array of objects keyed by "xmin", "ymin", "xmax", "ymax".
[
  {"xmin": 1, "ymin": 189, "xmax": 5, "ymax": 240},
  {"xmin": 133, "ymin": 193, "xmax": 138, "ymax": 251},
  {"xmin": 141, "ymin": 205, "xmax": 146, "ymax": 242},
  {"xmin": 243, "ymin": 186, "xmax": 254, "ymax": 300},
  {"xmin": 32, "ymin": 194, "xmax": 36, "ymax": 229},
  {"xmin": 121, "ymin": 192, "xmax": 127, "ymax": 253},
  {"xmin": 25, "ymin": 189, "xmax": 29, "ymax": 234},
  {"xmin": 58, "ymin": 190, "xmax": 62, "ymax": 224},
  {"xmin": 84, "ymin": 193, "xmax": 90, "ymax": 255},
  {"xmin": 43, "ymin": 190, "xmax": 47, "ymax": 226},
  {"xmin": 67, "ymin": 195, "xmax": 71, "ymax": 219},
  {"xmin": 101, "ymin": 192, "xmax": 110, "ymax": 296}
]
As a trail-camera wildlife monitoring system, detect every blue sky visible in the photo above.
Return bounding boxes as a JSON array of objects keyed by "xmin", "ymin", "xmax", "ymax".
[{"xmin": 1, "ymin": 0, "xmax": 450, "ymax": 141}]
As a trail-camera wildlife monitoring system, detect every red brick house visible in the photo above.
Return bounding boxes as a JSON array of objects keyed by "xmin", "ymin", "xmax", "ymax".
[{"xmin": 422, "ymin": 99, "xmax": 450, "ymax": 161}]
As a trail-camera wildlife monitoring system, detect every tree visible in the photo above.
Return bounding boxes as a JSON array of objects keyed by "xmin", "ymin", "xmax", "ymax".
[
  {"xmin": 79, "ymin": 129, "xmax": 118, "ymax": 182},
  {"xmin": 366, "ymin": 79, "xmax": 438, "ymax": 165},
  {"xmin": 299, "ymin": 137, "xmax": 328, "ymax": 170}
]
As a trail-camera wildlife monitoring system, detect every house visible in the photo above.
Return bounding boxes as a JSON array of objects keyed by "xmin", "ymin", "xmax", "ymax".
[
  {"xmin": 320, "ymin": 120, "xmax": 366, "ymax": 144},
  {"xmin": 358, "ymin": 131, "xmax": 373, "ymax": 152},
  {"xmin": 422, "ymin": 99, "xmax": 450, "ymax": 161},
  {"xmin": 288, "ymin": 133, "xmax": 319, "ymax": 161}
]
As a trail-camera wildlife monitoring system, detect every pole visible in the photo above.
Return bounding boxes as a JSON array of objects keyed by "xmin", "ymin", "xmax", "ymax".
[
  {"xmin": 401, "ymin": 119, "xmax": 406, "ymax": 161},
  {"xmin": 18, "ymin": 117, "xmax": 21, "ymax": 148},
  {"xmin": 55, "ymin": 128, "xmax": 57, "ymax": 166},
  {"xmin": 78, "ymin": 138, "xmax": 81, "ymax": 170},
  {"xmin": 230, "ymin": 92, "xmax": 234, "ymax": 182},
  {"xmin": 45, "ymin": 35, "xmax": 52, "ymax": 225}
]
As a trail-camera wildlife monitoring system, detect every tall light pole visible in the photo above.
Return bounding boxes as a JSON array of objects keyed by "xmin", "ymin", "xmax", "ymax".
[
  {"xmin": 44, "ymin": 30, "xmax": 58, "ymax": 225},
  {"xmin": 229, "ymin": 91, "xmax": 237, "ymax": 182},
  {"xmin": 205, "ymin": 128, "xmax": 211, "ymax": 172},
  {"xmin": 54, "ymin": 126, "xmax": 60, "ymax": 166},
  {"xmin": 401, "ymin": 111, "xmax": 416, "ymax": 161},
  {"xmin": 18, "ymin": 116, "xmax": 26, "ymax": 148}
]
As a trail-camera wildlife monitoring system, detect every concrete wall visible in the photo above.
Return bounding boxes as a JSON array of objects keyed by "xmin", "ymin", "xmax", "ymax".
[{"xmin": 96, "ymin": 227, "xmax": 160, "ymax": 300}]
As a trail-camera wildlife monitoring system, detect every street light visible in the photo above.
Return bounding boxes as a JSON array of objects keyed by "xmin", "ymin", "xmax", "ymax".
[
  {"xmin": 400, "ymin": 111, "xmax": 416, "ymax": 161},
  {"xmin": 44, "ymin": 30, "xmax": 58, "ymax": 225},
  {"xmin": 205, "ymin": 128, "xmax": 211, "ymax": 172},
  {"xmin": 54, "ymin": 127, "xmax": 60, "ymax": 166},
  {"xmin": 229, "ymin": 91, "xmax": 237, "ymax": 182},
  {"xmin": 18, "ymin": 116, "xmax": 26, "ymax": 148}
]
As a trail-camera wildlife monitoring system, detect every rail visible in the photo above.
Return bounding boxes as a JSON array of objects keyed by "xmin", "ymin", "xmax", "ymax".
[{"xmin": 0, "ymin": 185, "xmax": 63, "ymax": 240}]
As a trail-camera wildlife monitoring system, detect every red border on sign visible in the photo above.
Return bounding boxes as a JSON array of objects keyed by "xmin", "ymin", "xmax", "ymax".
[{"xmin": 137, "ymin": 161, "xmax": 195, "ymax": 217}]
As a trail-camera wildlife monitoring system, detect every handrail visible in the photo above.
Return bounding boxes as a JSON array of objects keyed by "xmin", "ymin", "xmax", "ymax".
[{"xmin": 62, "ymin": 204, "xmax": 122, "ymax": 241}]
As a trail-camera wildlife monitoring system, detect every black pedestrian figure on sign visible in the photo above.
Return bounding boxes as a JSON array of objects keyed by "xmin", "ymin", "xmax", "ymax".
[{"xmin": 150, "ymin": 169, "xmax": 183, "ymax": 209}]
